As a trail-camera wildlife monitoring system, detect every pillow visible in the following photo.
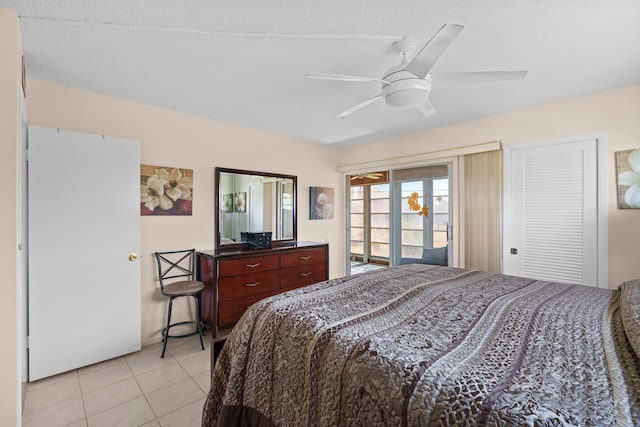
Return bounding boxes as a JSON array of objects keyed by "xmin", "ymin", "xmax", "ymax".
[
  {"xmin": 421, "ymin": 245, "xmax": 448, "ymax": 266},
  {"xmin": 398, "ymin": 257, "xmax": 422, "ymax": 265},
  {"xmin": 619, "ymin": 280, "xmax": 640, "ymax": 358}
]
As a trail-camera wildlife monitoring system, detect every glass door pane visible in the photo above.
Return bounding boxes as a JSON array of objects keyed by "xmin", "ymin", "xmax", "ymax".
[
  {"xmin": 392, "ymin": 164, "xmax": 451, "ymax": 265},
  {"xmin": 370, "ymin": 184, "xmax": 389, "ymax": 259},
  {"xmin": 432, "ymin": 179, "xmax": 449, "ymax": 248},
  {"xmin": 400, "ymin": 181, "xmax": 425, "ymax": 259},
  {"xmin": 348, "ymin": 183, "xmax": 390, "ymax": 266},
  {"xmin": 349, "ymin": 186, "xmax": 364, "ymax": 259}
]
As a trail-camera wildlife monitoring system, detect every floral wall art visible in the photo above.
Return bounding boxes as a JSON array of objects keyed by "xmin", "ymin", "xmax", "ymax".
[
  {"xmin": 222, "ymin": 193, "xmax": 233, "ymax": 213},
  {"xmin": 309, "ymin": 186, "xmax": 334, "ymax": 220},
  {"xmin": 233, "ymin": 192, "xmax": 247, "ymax": 213},
  {"xmin": 221, "ymin": 192, "xmax": 246, "ymax": 213},
  {"xmin": 616, "ymin": 148, "xmax": 640, "ymax": 209},
  {"xmin": 140, "ymin": 165, "xmax": 193, "ymax": 215}
]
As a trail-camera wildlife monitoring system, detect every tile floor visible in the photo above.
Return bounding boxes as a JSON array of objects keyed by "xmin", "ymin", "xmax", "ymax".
[
  {"xmin": 22, "ymin": 331, "xmax": 212, "ymax": 427},
  {"xmin": 350, "ymin": 261, "xmax": 387, "ymax": 275}
]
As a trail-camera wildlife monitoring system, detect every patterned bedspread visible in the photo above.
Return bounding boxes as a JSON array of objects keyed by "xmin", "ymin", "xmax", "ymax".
[{"xmin": 202, "ymin": 265, "xmax": 640, "ymax": 426}]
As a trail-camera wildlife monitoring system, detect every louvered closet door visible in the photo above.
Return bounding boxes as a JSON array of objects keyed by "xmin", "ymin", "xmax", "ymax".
[{"xmin": 503, "ymin": 138, "xmax": 598, "ymax": 286}]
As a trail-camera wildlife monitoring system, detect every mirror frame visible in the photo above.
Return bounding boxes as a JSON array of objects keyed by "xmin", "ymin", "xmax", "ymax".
[{"xmin": 214, "ymin": 167, "xmax": 297, "ymax": 249}]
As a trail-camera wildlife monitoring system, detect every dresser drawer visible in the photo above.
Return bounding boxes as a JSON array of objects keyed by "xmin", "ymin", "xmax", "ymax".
[
  {"xmin": 280, "ymin": 248, "xmax": 326, "ymax": 268},
  {"xmin": 218, "ymin": 290, "xmax": 280, "ymax": 326},
  {"xmin": 218, "ymin": 270, "xmax": 280, "ymax": 301},
  {"xmin": 281, "ymin": 262, "xmax": 327, "ymax": 289},
  {"xmin": 218, "ymin": 254, "xmax": 280, "ymax": 277}
]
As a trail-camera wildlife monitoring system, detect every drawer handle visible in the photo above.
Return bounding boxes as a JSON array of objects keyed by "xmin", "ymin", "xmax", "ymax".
[
  {"xmin": 245, "ymin": 281, "xmax": 261, "ymax": 287},
  {"xmin": 245, "ymin": 263, "xmax": 261, "ymax": 268},
  {"xmin": 299, "ymin": 256, "xmax": 312, "ymax": 260},
  {"xmin": 300, "ymin": 272, "xmax": 312, "ymax": 277}
]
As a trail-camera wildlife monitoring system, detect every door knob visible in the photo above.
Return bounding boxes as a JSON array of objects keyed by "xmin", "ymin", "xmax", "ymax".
[{"xmin": 129, "ymin": 253, "xmax": 138, "ymax": 261}]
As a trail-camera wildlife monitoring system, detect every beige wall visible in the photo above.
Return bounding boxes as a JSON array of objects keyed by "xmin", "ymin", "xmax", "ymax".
[
  {"xmin": 26, "ymin": 79, "xmax": 346, "ymax": 346},
  {"xmin": 0, "ymin": 7, "xmax": 21, "ymax": 426},
  {"xmin": 342, "ymin": 84, "xmax": 640, "ymax": 289}
]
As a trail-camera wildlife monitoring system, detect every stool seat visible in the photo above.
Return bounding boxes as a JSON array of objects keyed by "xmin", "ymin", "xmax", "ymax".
[
  {"xmin": 154, "ymin": 249, "xmax": 206, "ymax": 358},
  {"xmin": 162, "ymin": 280, "xmax": 204, "ymax": 297}
]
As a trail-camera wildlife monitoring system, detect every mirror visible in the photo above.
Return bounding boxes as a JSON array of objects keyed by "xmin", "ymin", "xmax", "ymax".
[{"xmin": 215, "ymin": 167, "xmax": 297, "ymax": 247}]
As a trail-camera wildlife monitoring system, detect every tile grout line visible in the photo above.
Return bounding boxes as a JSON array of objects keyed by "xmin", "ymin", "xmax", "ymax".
[
  {"xmin": 77, "ymin": 369, "xmax": 90, "ymax": 426},
  {"xmin": 125, "ymin": 356, "xmax": 161, "ymax": 425},
  {"xmin": 77, "ymin": 356, "xmax": 127, "ymax": 378},
  {"xmin": 22, "ymin": 370, "xmax": 85, "ymax": 424},
  {"xmin": 153, "ymin": 344, "xmax": 210, "ymax": 423},
  {"xmin": 129, "ymin": 341, "xmax": 209, "ymax": 424}
]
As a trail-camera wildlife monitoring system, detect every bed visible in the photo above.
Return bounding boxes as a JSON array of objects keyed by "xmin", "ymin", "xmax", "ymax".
[{"xmin": 202, "ymin": 264, "xmax": 640, "ymax": 426}]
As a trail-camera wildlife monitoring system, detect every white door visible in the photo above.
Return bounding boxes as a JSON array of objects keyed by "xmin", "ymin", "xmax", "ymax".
[
  {"xmin": 28, "ymin": 126, "xmax": 141, "ymax": 381},
  {"xmin": 503, "ymin": 136, "xmax": 605, "ymax": 287}
]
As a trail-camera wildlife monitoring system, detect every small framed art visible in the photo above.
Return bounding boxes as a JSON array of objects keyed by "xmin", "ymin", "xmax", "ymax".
[
  {"xmin": 140, "ymin": 165, "xmax": 193, "ymax": 215},
  {"xmin": 616, "ymin": 148, "xmax": 640, "ymax": 209},
  {"xmin": 309, "ymin": 186, "xmax": 334, "ymax": 220}
]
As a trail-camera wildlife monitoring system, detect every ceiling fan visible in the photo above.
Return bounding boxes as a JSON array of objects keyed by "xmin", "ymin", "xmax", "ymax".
[{"xmin": 306, "ymin": 24, "xmax": 528, "ymax": 119}]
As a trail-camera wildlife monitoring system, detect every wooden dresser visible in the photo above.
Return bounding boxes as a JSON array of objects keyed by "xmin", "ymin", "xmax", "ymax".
[{"xmin": 196, "ymin": 241, "xmax": 328, "ymax": 363}]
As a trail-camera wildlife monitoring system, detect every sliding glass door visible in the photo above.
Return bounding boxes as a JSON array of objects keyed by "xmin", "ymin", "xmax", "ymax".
[{"xmin": 347, "ymin": 165, "xmax": 452, "ymax": 272}]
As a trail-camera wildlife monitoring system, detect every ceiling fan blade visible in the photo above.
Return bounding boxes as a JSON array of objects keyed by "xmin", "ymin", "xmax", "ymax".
[
  {"xmin": 431, "ymin": 71, "xmax": 528, "ymax": 90},
  {"xmin": 305, "ymin": 73, "xmax": 390, "ymax": 84},
  {"xmin": 404, "ymin": 24, "xmax": 464, "ymax": 79},
  {"xmin": 337, "ymin": 95, "xmax": 383, "ymax": 118},
  {"xmin": 415, "ymin": 99, "xmax": 437, "ymax": 118}
]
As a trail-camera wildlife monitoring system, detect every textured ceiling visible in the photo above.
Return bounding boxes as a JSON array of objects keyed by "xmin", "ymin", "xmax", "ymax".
[{"xmin": 2, "ymin": 1, "xmax": 640, "ymax": 147}]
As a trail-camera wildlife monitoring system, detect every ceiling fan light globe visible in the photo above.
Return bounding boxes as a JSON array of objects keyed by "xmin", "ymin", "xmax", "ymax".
[
  {"xmin": 381, "ymin": 73, "xmax": 432, "ymax": 108},
  {"xmin": 385, "ymin": 90, "xmax": 429, "ymax": 109}
]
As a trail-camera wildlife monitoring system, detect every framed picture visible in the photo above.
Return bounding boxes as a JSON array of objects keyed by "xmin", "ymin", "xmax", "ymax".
[
  {"xmin": 140, "ymin": 165, "xmax": 193, "ymax": 215},
  {"xmin": 616, "ymin": 148, "xmax": 640, "ymax": 209},
  {"xmin": 222, "ymin": 193, "xmax": 233, "ymax": 212},
  {"xmin": 309, "ymin": 186, "xmax": 334, "ymax": 220},
  {"xmin": 234, "ymin": 192, "xmax": 247, "ymax": 213}
]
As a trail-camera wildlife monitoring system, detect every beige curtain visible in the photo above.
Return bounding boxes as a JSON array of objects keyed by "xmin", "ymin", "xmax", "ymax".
[{"xmin": 463, "ymin": 150, "xmax": 502, "ymax": 272}]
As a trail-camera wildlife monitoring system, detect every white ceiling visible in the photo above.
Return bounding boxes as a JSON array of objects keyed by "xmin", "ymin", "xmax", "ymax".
[{"xmin": 3, "ymin": 1, "xmax": 640, "ymax": 147}]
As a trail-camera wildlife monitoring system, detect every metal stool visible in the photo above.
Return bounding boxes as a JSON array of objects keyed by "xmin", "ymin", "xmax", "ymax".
[{"xmin": 154, "ymin": 249, "xmax": 205, "ymax": 358}]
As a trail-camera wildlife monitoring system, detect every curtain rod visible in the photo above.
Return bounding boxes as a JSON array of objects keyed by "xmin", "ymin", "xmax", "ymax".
[{"xmin": 337, "ymin": 141, "xmax": 502, "ymax": 173}]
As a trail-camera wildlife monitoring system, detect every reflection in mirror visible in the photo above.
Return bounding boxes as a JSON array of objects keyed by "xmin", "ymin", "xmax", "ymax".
[{"xmin": 215, "ymin": 168, "xmax": 297, "ymax": 247}]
